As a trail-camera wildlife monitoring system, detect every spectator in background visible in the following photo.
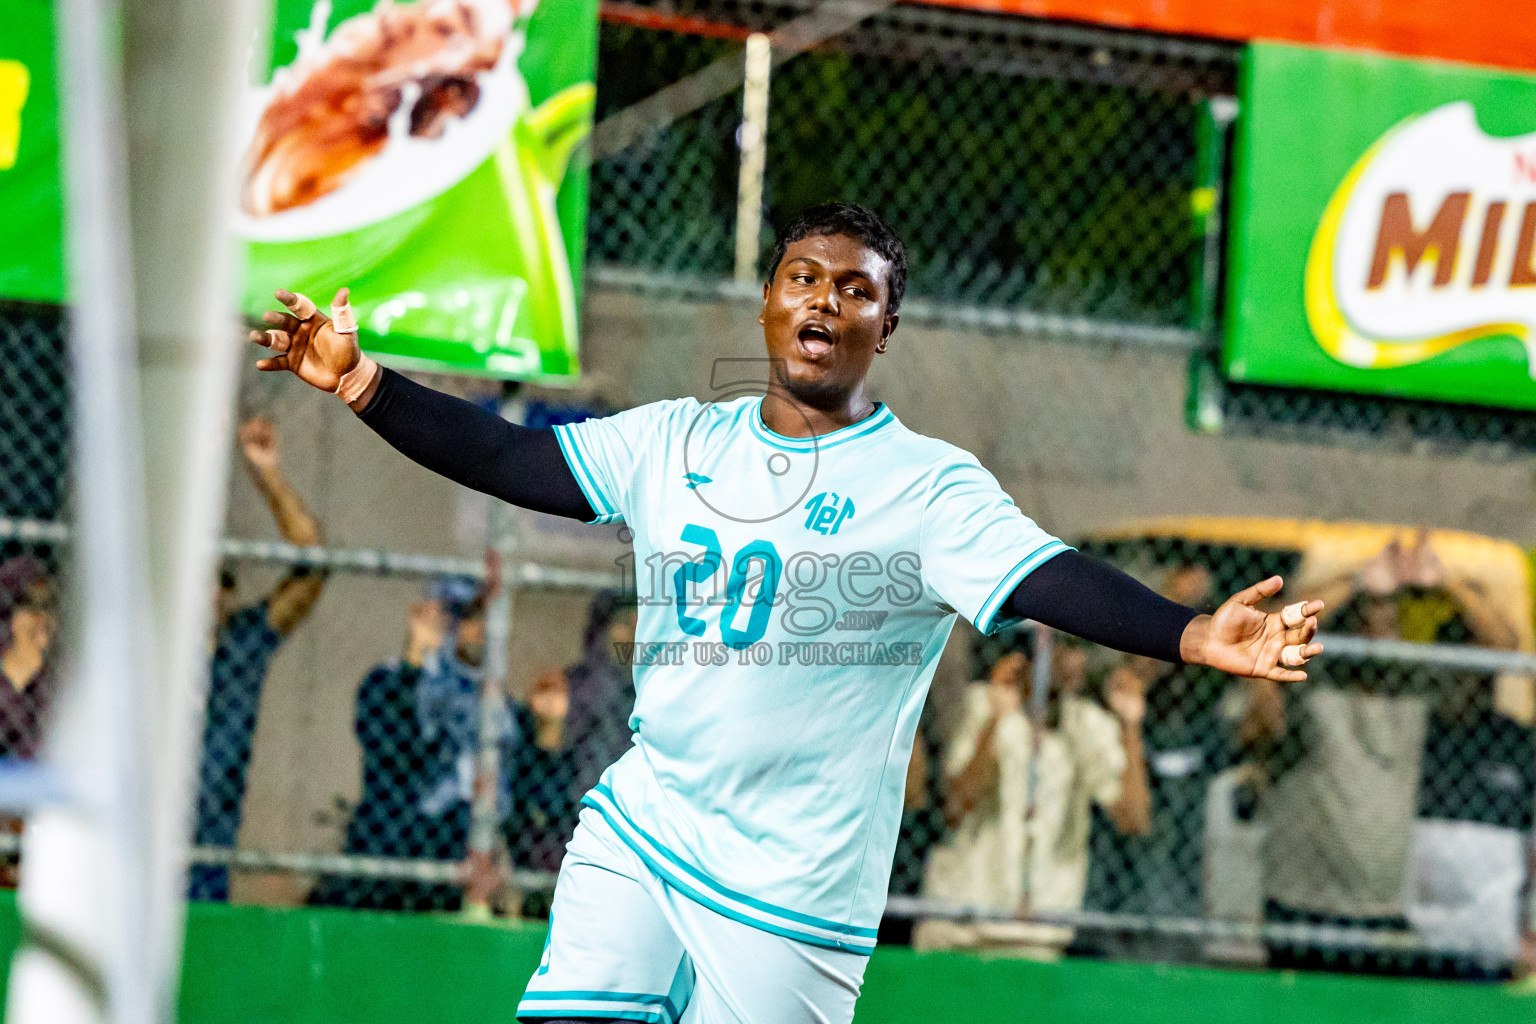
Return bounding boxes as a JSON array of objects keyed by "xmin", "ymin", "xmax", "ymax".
[
  {"xmin": 1085, "ymin": 564, "xmax": 1237, "ymax": 960},
  {"xmin": 555, "ymin": 590, "xmax": 638, "ymax": 798},
  {"xmin": 311, "ymin": 575, "xmax": 499, "ymax": 911},
  {"xmin": 502, "ymin": 667, "xmax": 580, "ymax": 910},
  {"xmin": 915, "ymin": 636, "xmax": 1149, "ymax": 956},
  {"xmin": 1410, "ymin": 660, "xmax": 1536, "ymax": 979},
  {"xmin": 0, "ymin": 556, "xmax": 58, "ymax": 887},
  {"xmin": 1244, "ymin": 531, "xmax": 1519, "ymax": 973},
  {"xmin": 189, "ymin": 417, "xmax": 327, "ymax": 902},
  {"xmin": 0, "ymin": 556, "xmax": 58, "ymax": 760},
  {"xmin": 413, "ymin": 576, "xmax": 498, "ymax": 884}
]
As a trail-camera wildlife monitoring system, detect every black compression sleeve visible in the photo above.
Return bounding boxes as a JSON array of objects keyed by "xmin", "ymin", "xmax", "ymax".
[
  {"xmin": 356, "ymin": 368, "xmax": 597, "ymax": 521},
  {"xmin": 1006, "ymin": 549, "xmax": 1199, "ymax": 664}
]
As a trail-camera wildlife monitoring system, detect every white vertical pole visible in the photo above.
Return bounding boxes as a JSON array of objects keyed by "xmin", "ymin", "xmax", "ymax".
[
  {"xmin": 10, "ymin": 0, "xmax": 264, "ymax": 1021},
  {"xmin": 9, "ymin": 0, "xmax": 154, "ymax": 1020},
  {"xmin": 733, "ymin": 33, "xmax": 772, "ymax": 286},
  {"xmin": 121, "ymin": 0, "xmax": 266, "ymax": 1001}
]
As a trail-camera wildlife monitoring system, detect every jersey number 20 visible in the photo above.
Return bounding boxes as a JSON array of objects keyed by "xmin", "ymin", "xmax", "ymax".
[{"xmin": 674, "ymin": 525, "xmax": 783, "ymax": 649}]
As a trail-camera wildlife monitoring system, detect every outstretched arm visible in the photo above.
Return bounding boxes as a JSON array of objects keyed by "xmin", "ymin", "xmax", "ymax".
[
  {"xmin": 241, "ymin": 417, "xmax": 322, "ymax": 546},
  {"xmin": 1008, "ymin": 551, "xmax": 1323, "ymax": 681},
  {"xmin": 239, "ymin": 417, "xmax": 328, "ymax": 635},
  {"xmin": 247, "ymin": 289, "xmax": 595, "ymax": 521},
  {"xmin": 359, "ymin": 369, "xmax": 595, "ymax": 520}
]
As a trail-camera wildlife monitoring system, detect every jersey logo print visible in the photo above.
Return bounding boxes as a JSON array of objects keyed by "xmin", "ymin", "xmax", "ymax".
[
  {"xmin": 683, "ymin": 472, "xmax": 713, "ymax": 490},
  {"xmin": 803, "ymin": 492, "xmax": 855, "ymax": 535}
]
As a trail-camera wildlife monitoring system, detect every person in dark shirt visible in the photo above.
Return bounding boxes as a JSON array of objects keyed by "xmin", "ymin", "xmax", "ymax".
[
  {"xmin": 1084, "ymin": 566, "xmax": 1233, "ymax": 961},
  {"xmin": 0, "ymin": 555, "xmax": 58, "ymax": 888},
  {"xmin": 311, "ymin": 575, "xmax": 505, "ymax": 911},
  {"xmin": 189, "ymin": 417, "xmax": 327, "ymax": 902},
  {"xmin": 559, "ymin": 590, "xmax": 638, "ymax": 799},
  {"xmin": 1245, "ymin": 532, "xmax": 1520, "ymax": 974},
  {"xmin": 310, "ymin": 591, "xmax": 454, "ymax": 910},
  {"xmin": 0, "ymin": 556, "xmax": 58, "ymax": 760},
  {"xmin": 1410, "ymin": 670, "xmax": 1536, "ymax": 979},
  {"xmin": 501, "ymin": 667, "xmax": 580, "ymax": 918}
]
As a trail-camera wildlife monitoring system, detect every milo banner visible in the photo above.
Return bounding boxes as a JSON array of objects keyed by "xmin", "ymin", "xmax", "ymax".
[
  {"xmin": 1224, "ymin": 42, "xmax": 1536, "ymax": 410},
  {"xmin": 0, "ymin": 0, "xmax": 64, "ymax": 304},
  {"xmin": 241, "ymin": 0, "xmax": 598, "ymax": 382}
]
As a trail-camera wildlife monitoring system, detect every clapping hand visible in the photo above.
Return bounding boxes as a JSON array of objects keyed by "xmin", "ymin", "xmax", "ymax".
[{"xmin": 1358, "ymin": 528, "xmax": 1445, "ymax": 595}]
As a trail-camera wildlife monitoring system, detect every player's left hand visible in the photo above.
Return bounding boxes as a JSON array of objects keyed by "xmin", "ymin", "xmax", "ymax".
[{"xmin": 1180, "ymin": 576, "xmax": 1323, "ymax": 683}]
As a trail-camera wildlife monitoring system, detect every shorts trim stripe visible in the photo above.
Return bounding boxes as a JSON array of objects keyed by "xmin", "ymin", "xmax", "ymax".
[
  {"xmin": 553, "ymin": 425, "xmax": 621, "ymax": 524},
  {"xmin": 587, "ymin": 786, "xmax": 879, "ymax": 937},
  {"xmin": 975, "ymin": 540, "xmax": 1072, "ymax": 635},
  {"xmin": 518, "ymin": 989, "xmax": 681, "ymax": 1024},
  {"xmin": 582, "ymin": 788, "xmax": 879, "ymax": 955}
]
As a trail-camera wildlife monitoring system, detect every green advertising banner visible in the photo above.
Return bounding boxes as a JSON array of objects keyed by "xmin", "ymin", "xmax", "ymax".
[
  {"xmin": 241, "ymin": 0, "xmax": 598, "ymax": 382},
  {"xmin": 0, "ymin": 0, "xmax": 64, "ymax": 304},
  {"xmin": 1224, "ymin": 42, "xmax": 1536, "ymax": 410}
]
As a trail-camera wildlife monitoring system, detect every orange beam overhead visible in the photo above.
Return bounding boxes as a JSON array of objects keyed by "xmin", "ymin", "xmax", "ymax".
[{"xmin": 913, "ymin": 0, "xmax": 1536, "ymax": 71}]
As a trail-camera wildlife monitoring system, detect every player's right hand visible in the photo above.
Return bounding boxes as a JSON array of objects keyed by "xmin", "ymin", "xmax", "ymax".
[{"xmin": 248, "ymin": 287, "xmax": 360, "ymax": 393}]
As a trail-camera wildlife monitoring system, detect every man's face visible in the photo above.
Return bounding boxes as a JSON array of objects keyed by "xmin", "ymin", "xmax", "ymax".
[
  {"xmin": 608, "ymin": 608, "xmax": 637, "ymax": 649},
  {"xmin": 9, "ymin": 607, "xmax": 54, "ymax": 655},
  {"xmin": 990, "ymin": 650, "xmax": 1030, "ymax": 692},
  {"xmin": 211, "ymin": 582, "xmax": 237, "ymax": 628},
  {"xmin": 456, "ymin": 615, "xmax": 487, "ymax": 668},
  {"xmin": 1052, "ymin": 644, "xmax": 1088, "ymax": 694},
  {"xmin": 758, "ymin": 234, "xmax": 897, "ymax": 408}
]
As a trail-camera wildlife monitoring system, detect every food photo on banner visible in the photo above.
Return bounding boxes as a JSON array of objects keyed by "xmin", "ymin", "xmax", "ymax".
[
  {"xmin": 240, "ymin": 0, "xmax": 598, "ymax": 382},
  {"xmin": 1224, "ymin": 42, "xmax": 1536, "ymax": 411}
]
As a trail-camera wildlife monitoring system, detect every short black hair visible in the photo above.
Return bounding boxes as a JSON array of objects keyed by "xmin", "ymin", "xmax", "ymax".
[{"xmin": 766, "ymin": 203, "xmax": 908, "ymax": 315}]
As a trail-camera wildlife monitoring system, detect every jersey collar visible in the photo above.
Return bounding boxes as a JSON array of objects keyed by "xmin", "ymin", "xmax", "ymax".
[{"xmin": 748, "ymin": 397, "xmax": 896, "ymax": 453}]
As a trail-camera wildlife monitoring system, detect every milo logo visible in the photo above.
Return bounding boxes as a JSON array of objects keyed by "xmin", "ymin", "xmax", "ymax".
[{"xmin": 1305, "ymin": 102, "xmax": 1536, "ymax": 372}]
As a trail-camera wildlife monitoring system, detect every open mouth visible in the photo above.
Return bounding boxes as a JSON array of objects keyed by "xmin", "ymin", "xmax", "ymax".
[{"xmin": 796, "ymin": 323, "xmax": 835, "ymax": 358}]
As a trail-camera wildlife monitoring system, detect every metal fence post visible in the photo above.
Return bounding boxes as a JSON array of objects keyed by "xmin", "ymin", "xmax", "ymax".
[
  {"xmin": 462, "ymin": 395, "xmax": 523, "ymax": 916},
  {"xmin": 733, "ymin": 33, "xmax": 772, "ymax": 286},
  {"xmin": 1019, "ymin": 622, "xmax": 1053, "ymax": 913}
]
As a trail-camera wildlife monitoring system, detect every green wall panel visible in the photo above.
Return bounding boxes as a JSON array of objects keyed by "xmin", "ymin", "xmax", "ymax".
[{"xmin": 0, "ymin": 894, "xmax": 1528, "ymax": 1022}]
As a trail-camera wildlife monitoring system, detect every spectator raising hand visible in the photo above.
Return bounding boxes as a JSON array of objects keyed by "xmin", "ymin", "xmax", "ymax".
[
  {"xmin": 238, "ymin": 416, "xmax": 280, "ymax": 473},
  {"xmin": 190, "ymin": 414, "xmax": 329, "ymax": 904},
  {"xmin": 405, "ymin": 599, "xmax": 449, "ymax": 668}
]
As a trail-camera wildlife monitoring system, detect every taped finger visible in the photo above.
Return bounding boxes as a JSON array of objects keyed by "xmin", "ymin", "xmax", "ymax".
[
  {"xmin": 264, "ymin": 329, "xmax": 291, "ymax": 353},
  {"xmin": 330, "ymin": 293, "xmax": 358, "ymax": 335},
  {"xmin": 1280, "ymin": 644, "xmax": 1308, "ymax": 667},
  {"xmin": 280, "ymin": 291, "xmax": 318, "ymax": 320},
  {"xmin": 1281, "ymin": 602, "xmax": 1307, "ymax": 628}
]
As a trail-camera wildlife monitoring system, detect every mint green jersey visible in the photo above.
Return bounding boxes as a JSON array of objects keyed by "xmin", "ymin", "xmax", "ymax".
[{"xmin": 554, "ymin": 396, "xmax": 1067, "ymax": 954}]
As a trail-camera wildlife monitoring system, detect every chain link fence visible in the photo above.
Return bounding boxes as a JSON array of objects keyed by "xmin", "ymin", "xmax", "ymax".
[
  {"xmin": 890, "ymin": 532, "xmax": 1536, "ymax": 980},
  {"xmin": 588, "ymin": 0, "xmax": 1235, "ymax": 343},
  {"xmin": 3, "ymin": 0, "xmax": 1536, "ymax": 990}
]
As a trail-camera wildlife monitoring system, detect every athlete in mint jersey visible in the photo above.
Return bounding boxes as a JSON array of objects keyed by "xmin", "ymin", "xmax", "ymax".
[
  {"xmin": 555, "ymin": 393, "xmax": 1069, "ymax": 951},
  {"xmin": 249, "ymin": 203, "xmax": 1325, "ymax": 1024}
]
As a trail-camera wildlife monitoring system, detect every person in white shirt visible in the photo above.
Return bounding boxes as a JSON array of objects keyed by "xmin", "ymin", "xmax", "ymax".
[{"xmin": 917, "ymin": 638, "xmax": 1150, "ymax": 955}]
